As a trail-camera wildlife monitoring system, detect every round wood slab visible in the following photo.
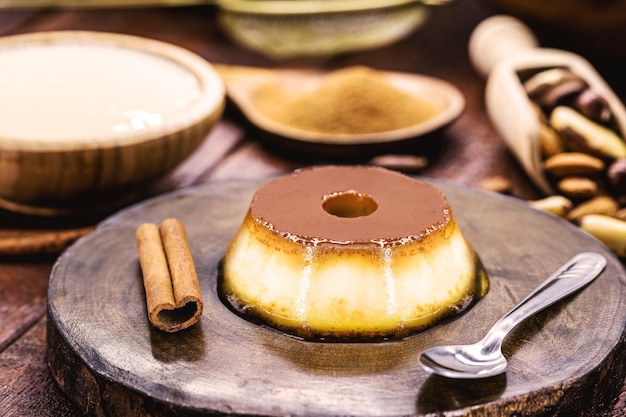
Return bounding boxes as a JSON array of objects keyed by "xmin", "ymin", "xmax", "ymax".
[{"xmin": 47, "ymin": 178, "xmax": 626, "ymax": 417}]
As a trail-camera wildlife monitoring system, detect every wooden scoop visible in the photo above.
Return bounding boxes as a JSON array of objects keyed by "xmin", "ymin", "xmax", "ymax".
[
  {"xmin": 469, "ymin": 15, "xmax": 626, "ymax": 194},
  {"xmin": 213, "ymin": 64, "xmax": 465, "ymax": 151}
]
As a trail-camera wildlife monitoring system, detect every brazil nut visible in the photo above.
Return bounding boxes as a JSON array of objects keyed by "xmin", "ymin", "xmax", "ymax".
[
  {"xmin": 543, "ymin": 152, "xmax": 605, "ymax": 177},
  {"xmin": 550, "ymin": 106, "xmax": 626, "ymax": 159}
]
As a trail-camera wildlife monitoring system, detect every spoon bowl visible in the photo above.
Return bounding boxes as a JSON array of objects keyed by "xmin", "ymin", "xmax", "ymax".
[
  {"xmin": 419, "ymin": 252, "xmax": 606, "ymax": 379},
  {"xmin": 419, "ymin": 342, "xmax": 508, "ymax": 379},
  {"xmin": 214, "ymin": 64, "xmax": 464, "ymax": 157}
]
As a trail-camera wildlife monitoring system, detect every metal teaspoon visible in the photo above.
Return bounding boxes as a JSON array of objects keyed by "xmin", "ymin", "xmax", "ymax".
[{"xmin": 419, "ymin": 251, "xmax": 606, "ymax": 379}]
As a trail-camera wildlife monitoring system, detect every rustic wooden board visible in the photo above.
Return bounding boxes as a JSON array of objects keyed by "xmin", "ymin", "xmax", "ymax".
[{"xmin": 47, "ymin": 178, "xmax": 626, "ymax": 417}]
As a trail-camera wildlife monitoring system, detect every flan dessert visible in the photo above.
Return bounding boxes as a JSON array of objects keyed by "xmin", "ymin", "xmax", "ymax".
[{"xmin": 220, "ymin": 165, "xmax": 488, "ymax": 340}]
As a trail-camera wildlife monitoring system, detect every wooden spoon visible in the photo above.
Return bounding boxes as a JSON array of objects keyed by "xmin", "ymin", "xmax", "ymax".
[
  {"xmin": 469, "ymin": 15, "xmax": 626, "ymax": 195},
  {"xmin": 0, "ymin": 226, "xmax": 94, "ymax": 256},
  {"xmin": 213, "ymin": 64, "xmax": 465, "ymax": 152}
]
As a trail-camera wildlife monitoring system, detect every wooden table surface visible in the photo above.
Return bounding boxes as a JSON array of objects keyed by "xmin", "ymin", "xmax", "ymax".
[{"xmin": 0, "ymin": 1, "xmax": 625, "ymax": 416}]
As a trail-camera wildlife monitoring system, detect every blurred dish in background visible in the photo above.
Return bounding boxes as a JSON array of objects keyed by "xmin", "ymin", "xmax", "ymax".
[
  {"xmin": 216, "ymin": 0, "xmax": 452, "ymax": 60},
  {"xmin": 215, "ymin": 64, "xmax": 465, "ymax": 158},
  {"xmin": 0, "ymin": 0, "xmax": 452, "ymax": 60},
  {"xmin": 0, "ymin": 31, "xmax": 225, "ymax": 216}
]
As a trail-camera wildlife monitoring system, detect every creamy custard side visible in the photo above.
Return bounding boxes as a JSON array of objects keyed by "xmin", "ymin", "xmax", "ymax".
[{"xmin": 0, "ymin": 42, "xmax": 202, "ymax": 141}]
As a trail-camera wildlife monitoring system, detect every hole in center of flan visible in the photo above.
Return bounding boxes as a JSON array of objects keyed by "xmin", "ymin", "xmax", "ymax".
[{"xmin": 322, "ymin": 190, "xmax": 378, "ymax": 218}]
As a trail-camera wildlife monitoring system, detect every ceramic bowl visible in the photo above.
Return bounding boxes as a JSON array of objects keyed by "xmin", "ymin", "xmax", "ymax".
[
  {"xmin": 0, "ymin": 31, "xmax": 225, "ymax": 215},
  {"xmin": 216, "ymin": 0, "xmax": 451, "ymax": 60}
]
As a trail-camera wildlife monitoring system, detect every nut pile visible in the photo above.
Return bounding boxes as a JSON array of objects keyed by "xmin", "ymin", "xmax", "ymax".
[{"xmin": 524, "ymin": 67, "xmax": 626, "ymax": 257}]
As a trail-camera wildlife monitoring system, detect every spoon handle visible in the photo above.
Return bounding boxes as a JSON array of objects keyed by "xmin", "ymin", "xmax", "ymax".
[
  {"xmin": 481, "ymin": 252, "xmax": 606, "ymax": 351},
  {"xmin": 468, "ymin": 15, "xmax": 540, "ymax": 78}
]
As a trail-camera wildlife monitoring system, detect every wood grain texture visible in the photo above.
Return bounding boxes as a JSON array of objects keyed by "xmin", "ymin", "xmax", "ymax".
[
  {"xmin": 48, "ymin": 179, "xmax": 626, "ymax": 416},
  {"xmin": 0, "ymin": 262, "xmax": 52, "ymax": 352},
  {"xmin": 0, "ymin": 317, "xmax": 85, "ymax": 417}
]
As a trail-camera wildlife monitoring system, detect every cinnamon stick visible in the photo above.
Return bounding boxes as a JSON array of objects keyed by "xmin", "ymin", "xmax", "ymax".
[{"xmin": 135, "ymin": 218, "xmax": 203, "ymax": 332}]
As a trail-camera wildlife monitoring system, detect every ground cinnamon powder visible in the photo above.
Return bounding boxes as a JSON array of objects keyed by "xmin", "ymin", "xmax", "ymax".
[{"xmin": 254, "ymin": 66, "xmax": 437, "ymax": 135}]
